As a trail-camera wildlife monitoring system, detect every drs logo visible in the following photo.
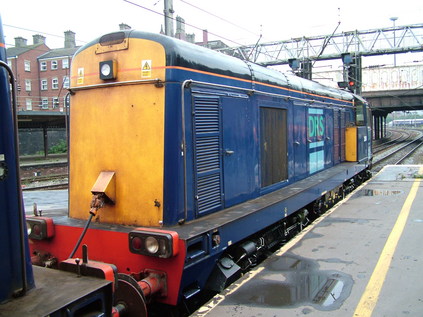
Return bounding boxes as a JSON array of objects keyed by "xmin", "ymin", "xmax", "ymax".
[
  {"xmin": 308, "ymin": 109, "xmax": 325, "ymax": 139},
  {"xmin": 308, "ymin": 108, "xmax": 325, "ymax": 174}
]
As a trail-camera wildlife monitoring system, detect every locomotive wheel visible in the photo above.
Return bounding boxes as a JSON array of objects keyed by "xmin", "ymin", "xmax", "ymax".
[{"xmin": 114, "ymin": 273, "xmax": 148, "ymax": 317}]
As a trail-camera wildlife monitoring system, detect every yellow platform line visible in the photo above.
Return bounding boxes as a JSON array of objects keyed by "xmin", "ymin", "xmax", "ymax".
[{"xmin": 353, "ymin": 167, "xmax": 423, "ymax": 317}]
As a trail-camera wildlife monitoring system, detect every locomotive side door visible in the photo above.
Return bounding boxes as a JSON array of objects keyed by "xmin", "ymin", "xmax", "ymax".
[
  {"xmin": 333, "ymin": 109, "xmax": 347, "ymax": 164},
  {"xmin": 324, "ymin": 109, "xmax": 334, "ymax": 168},
  {"xmin": 333, "ymin": 109, "xmax": 341, "ymax": 164},
  {"xmin": 221, "ymin": 96, "xmax": 256, "ymax": 208},
  {"xmin": 293, "ymin": 103, "xmax": 307, "ymax": 180}
]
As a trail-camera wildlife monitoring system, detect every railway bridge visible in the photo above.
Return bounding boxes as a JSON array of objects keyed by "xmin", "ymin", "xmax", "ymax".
[
  {"xmin": 363, "ymin": 85, "xmax": 423, "ymax": 140},
  {"xmin": 313, "ymin": 64, "xmax": 423, "ymax": 140}
]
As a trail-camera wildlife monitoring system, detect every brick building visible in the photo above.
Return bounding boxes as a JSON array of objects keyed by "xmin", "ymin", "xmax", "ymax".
[
  {"xmin": 7, "ymin": 35, "xmax": 50, "ymax": 112},
  {"xmin": 6, "ymin": 32, "xmax": 79, "ymax": 156},
  {"xmin": 37, "ymin": 31, "xmax": 77, "ymax": 112},
  {"xmin": 7, "ymin": 31, "xmax": 79, "ymax": 113}
]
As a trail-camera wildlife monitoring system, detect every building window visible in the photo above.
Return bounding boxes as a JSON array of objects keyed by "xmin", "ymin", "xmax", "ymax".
[
  {"xmin": 52, "ymin": 97, "xmax": 59, "ymax": 108},
  {"xmin": 52, "ymin": 77, "xmax": 59, "ymax": 89},
  {"xmin": 26, "ymin": 99, "xmax": 33, "ymax": 111},
  {"xmin": 40, "ymin": 61, "xmax": 47, "ymax": 71},
  {"xmin": 62, "ymin": 58, "xmax": 69, "ymax": 69},
  {"xmin": 51, "ymin": 60, "xmax": 58, "ymax": 70},
  {"xmin": 24, "ymin": 60, "xmax": 31, "ymax": 72},
  {"xmin": 63, "ymin": 76, "xmax": 70, "ymax": 88},
  {"xmin": 260, "ymin": 107, "xmax": 288, "ymax": 187},
  {"xmin": 41, "ymin": 98, "xmax": 49, "ymax": 109},
  {"xmin": 41, "ymin": 79, "xmax": 48, "ymax": 90},
  {"xmin": 25, "ymin": 79, "xmax": 31, "ymax": 91}
]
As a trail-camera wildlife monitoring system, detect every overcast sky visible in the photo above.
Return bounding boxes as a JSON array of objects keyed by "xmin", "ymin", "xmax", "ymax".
[{"xmin": 2, "ymin": 0, "xmax": 422, "ymax": 49}]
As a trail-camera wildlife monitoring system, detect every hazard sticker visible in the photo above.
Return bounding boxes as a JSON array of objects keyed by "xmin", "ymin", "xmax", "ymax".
[
  {"xmin": 77, "ymin": 67, "xmax": 84, "ymax": 85},
  {"xmin": 141, "ymin": 60, "xmax": 152, "ymax": 78}
]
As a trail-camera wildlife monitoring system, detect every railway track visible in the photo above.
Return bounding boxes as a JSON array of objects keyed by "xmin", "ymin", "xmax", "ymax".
[
  {"xmin": 372, "ymin": 129, "xmax": 410, "ymax": 154},
  {"xmin": 21, "ymin": 174, "xmax": 68, "ymax": 191},
  {"xmin": 20, "ymin": 157, "xmax": 68, "ymax": 190},
  {"xmin": 372, "ymin": 129, "xmax": 423, "ymax": 172},
  {"xmin": 395, "ymin": 138, "xmax": 423, "ymax": 164}
]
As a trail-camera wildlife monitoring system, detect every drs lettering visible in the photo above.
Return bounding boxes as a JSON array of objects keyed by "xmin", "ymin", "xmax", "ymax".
[{"xmin": 308, "ymin": 115, "xmax": 324, "ymax": 138}]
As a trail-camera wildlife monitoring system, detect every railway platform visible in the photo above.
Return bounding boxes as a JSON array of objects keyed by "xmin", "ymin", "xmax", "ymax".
[{"xmin": 193, "ymin": 165, "xmax": 423, "ymax": 317}]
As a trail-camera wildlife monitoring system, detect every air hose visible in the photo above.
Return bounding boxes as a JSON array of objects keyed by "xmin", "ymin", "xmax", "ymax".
[{"xmin": 68, "ymin": 193, "xmax": 105, "ymax": 258}]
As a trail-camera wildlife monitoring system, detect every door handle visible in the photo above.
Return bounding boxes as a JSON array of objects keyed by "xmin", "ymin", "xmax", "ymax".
[{"xmin": 224, "ymin": 149, "xmax": 235, "ymax": 155}]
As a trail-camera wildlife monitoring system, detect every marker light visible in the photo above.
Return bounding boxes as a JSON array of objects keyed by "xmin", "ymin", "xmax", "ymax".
[
  {"xmin": 101, "ymin": 64, "xmax": 111, "ymax": 77},
  {"xmin": 129, "ymin": 228, "xmax": 179, "ymax": 258},
  {"xmin": 26, "ymin": 217, "xmax": 55, "ymax": 240},
  {"xmin": 99, "ymin": 60, "xmax": 117, "ymax": 80}
]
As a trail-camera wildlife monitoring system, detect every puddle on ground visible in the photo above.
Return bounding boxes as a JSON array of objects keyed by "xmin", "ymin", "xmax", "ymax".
[
  {"xmin": 227, "ymin": 253, "xmax": 353, "ymax": 311},
  {"xmin": 355, "ymin": 189, "xmax": 403, "ymax": 197}
]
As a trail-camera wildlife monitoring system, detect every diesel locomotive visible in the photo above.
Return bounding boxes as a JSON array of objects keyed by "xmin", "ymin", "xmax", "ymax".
[{"xmin": 26, "ymin": 30, "xmax": 372, "ymax": 315}]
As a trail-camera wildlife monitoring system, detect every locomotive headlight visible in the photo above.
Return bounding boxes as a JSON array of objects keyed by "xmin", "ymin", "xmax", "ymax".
[
  {"xmin": 129, "ymin": 228, "xmax": 179, "ymax": 258},
  {"xmin": 99, "ymin": 60, "xmax": 117, "ymax": 80},
  {"xmin": 145, "ymin": 236, "xmax": 159, "ymax": 254},
  {"xmin": 26, "ymin": 217, "xmax": 55, "ymax": 240}
]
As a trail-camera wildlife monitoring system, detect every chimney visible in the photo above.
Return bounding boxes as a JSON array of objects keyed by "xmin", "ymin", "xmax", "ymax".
[
  {"xmin": 202, "ymin": 29, "xmax": 209, "ymax": 46},
  {"xmin": 64, "ymin": 31, "xmax": 76, "ymax": 48},
  {"xmin": 33, "ymin": 34, "xmax": 46, "ymax": 45},
  {"xmin": 119, "ymin": 23, "xmax": 131, "ymax": 30},
  {"xmin": 186, "ymin": 33, "xmax": 196, "ymax": 44},
  {"xmin": 14, "ymin": 37, "xmax": 27, "ymax": 47},
  {"xmin": 175, "ymin": 16, "xmax": 186, "ymax": 40}
]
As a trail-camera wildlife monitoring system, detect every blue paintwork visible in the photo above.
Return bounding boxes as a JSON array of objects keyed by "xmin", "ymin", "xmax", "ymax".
[
  {"xmin": 0, "ymin": 15, "xmax": 34, "ymax": 303},
  {"xmin": 162, "ymin": 64, "xmax": 356, "ymax": 225},
  {"xmin": 221, "ymin": 96, "xmax": 257, "ymax": 208}
]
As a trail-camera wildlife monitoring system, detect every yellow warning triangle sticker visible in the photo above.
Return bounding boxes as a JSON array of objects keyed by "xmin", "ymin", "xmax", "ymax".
[
  {"xmin": 141, "ymin": 60, "xmax": 152, "ymax": 78},
  {"xmin": 143, "ymin": 61, "xmax": 151, "ymax": 70}
]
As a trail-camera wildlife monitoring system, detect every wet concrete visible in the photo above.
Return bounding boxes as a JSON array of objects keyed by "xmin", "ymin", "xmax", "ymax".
[
  {"xmin": 193, "ymin": 166, "xmax": 423, "ymax": 317},
  {"xmin": 226, "ymin": 253, "xmax": 353, "ymax": 311},
  {"xmin": 355, "ymin": 188, "xmax": 403, "ymax": 197}
]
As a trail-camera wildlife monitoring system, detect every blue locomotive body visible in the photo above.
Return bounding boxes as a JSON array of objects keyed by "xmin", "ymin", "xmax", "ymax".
[
  {"xmin": 156, "ymin": 33, "xmax": 370, "ymax": 225},
  {"xmin": 152, "ymin": 32, "xmax": 372, "ymax": 300}
]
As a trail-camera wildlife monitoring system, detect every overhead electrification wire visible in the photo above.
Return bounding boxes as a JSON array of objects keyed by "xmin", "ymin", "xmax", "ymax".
[
  {"xmin": 4, "ymin": 24, "xmax": 66, "ymax": 40},
  {"xmin": 179, "ymin": 0, "xmax": 261, "ymax": 38},
  {"xmin": 3, "ymin": 24, "xmax": 88, "ymax": 47},
  {"xmin": 123, "ymin": 0, "xmax": 247, "ymax": 47}
]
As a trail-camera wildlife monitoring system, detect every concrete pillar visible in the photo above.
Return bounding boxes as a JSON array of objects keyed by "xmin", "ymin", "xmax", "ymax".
[
  {"xmin": 382, "ymin": 116, "xmax": 386, "ymax": 138},
  {"xmin": 381, "ymin": 116, "xmax": 384, "ymax": 139},
  {"xmin": 374, "ymin": 116, "xmax": 379, "ymax": 140}
]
